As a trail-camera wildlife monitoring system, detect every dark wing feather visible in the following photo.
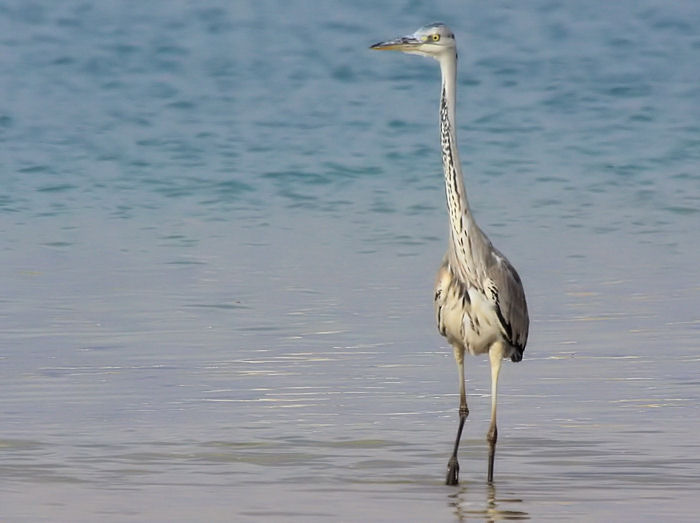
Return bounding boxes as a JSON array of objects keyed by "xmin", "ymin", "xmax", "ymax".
[{"xmin": 488, "ymin": 249, "xmax": 529, "ymax": 352}]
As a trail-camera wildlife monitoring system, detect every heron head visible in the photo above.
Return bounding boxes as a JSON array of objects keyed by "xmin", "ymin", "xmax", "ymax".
[{"xmin": 370, "ymin": 23, "xmax": 456, "ymax": 60}]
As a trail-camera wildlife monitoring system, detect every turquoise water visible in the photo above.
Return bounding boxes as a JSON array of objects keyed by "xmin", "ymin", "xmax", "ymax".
[{"xmin": 2, "ymin": 0, "xmax": 699, "ymax": 520}]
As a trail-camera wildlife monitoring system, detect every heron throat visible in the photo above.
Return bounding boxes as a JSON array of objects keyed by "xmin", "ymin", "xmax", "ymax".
[{"xmin": 438, "ymin": 54, "xmax": 474, "ymax": 270}]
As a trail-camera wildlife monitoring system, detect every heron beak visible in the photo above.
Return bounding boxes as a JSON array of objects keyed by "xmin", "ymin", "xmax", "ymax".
[{"xmin": 370, "ymin": 35, "xmax": 422, "ymax": 52}]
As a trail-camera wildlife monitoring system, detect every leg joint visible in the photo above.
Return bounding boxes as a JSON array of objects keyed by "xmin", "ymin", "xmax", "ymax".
[{"xmin": 487, "ymin": 425, "xmax": 498, "ymax": 445}]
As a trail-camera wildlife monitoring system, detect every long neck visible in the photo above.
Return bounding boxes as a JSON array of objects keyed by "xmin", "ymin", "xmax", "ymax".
[{"xmin": 438, "ymin": 53, "xmax": 474, "ymax": 258}]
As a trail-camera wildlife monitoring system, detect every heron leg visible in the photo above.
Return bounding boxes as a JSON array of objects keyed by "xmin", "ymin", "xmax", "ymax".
[
  {"xmin": 487, "ymin": 343, "xmax": 504, "ymax": 484},
  {"xmin": 446, "ymin": 345, "xmax": 468, "ymax": 486}
]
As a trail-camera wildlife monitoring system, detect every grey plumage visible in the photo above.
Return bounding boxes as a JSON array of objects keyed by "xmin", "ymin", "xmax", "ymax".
[{"xmin": 372, "ymin": 22, "xmax": 529, "ymax": 485}]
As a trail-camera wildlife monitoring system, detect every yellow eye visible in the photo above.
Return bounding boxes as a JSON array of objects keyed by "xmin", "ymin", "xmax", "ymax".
[{"xmin": 432, "ymin": 34, "xmax": 440, "ymax": 42}]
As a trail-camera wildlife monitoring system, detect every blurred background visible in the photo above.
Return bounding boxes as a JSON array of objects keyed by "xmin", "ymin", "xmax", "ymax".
[{"xmin": 1, "ymin": 1, "xmax": 699, "ymax": 520}]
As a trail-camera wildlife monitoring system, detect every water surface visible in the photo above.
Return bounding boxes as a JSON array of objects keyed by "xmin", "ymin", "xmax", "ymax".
[{"xmin": 1, "ymin": 0, "xmax": 699, "ymax": 520}]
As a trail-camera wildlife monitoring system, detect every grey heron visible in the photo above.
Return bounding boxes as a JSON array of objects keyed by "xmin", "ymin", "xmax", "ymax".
[{"xmin": 371, "ymin": 23, "xmax": 529, "ymax": 485}]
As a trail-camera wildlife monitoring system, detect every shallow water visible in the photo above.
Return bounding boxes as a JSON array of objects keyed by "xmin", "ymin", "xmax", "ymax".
[{"xmin": 2, "ymin": 0, "xmax": 700, "ymax": 521}]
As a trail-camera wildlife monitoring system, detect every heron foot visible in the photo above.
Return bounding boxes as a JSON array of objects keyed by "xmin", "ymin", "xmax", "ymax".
[{"xmin": 446, "ymin": 456, "xmax": 459, "ymax": 485}]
